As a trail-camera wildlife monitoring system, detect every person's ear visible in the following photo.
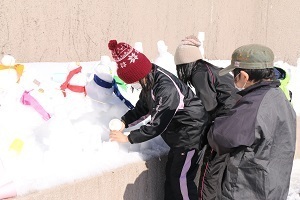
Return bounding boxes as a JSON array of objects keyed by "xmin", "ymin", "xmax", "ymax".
[{"xmin": 240, "ymin": 70, "xmax": 249, "ymax": 82}]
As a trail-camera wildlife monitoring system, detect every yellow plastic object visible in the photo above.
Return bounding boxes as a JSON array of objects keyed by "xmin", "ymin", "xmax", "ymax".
[
  {"xmin": 9, "ymin": 138, "xmax": 24, "ymax": 154},
  {"xmin": 0, "ymin": 64, "xmax": 24, "ymax": 83}
]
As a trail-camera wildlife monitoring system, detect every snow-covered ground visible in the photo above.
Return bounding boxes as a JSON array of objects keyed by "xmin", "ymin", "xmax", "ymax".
[{"xmin": 0, "ymin": 57, "xmax": 299, "ymax": 199}]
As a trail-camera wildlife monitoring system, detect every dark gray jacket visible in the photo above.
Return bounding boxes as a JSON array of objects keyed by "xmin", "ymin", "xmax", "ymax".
[{"xmin": 208, "ymin": 81, "xmax": 296, "ymax": 200}]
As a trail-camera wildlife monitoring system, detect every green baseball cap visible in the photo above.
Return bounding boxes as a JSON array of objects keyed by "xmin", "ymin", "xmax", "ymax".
[{"xmin": 219, "ymin": 44, "xmax": 274, "ymax": 76}]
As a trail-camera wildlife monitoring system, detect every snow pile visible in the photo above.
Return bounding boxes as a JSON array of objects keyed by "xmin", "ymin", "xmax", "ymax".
[{"xmin": 0, "ymin": 59, "xmax": 169, "ymax": 197}]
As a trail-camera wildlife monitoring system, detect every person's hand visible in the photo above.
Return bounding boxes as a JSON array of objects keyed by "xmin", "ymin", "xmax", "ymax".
[{"xmin": 110, "ymin": 130, "xmax": 129, "ymax": 143}]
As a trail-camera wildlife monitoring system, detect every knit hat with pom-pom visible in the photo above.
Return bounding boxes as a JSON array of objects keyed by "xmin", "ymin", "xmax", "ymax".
[
  {"xmin": 174, "ymin": 35, "xmax": 202, "ymax": 65},
  {"xmin": 108, "ymin": 40, "xmax": 152, "ymax": 84}
]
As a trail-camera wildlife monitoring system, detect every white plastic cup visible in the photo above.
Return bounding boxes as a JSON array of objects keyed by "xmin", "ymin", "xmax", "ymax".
[
  {"xmin": 108, "ymin": 119, "xmax": 123, "ymax": 151},
  {"xmin": 109, "ymin": 119, "xmax": 122, "ymax": 131}
]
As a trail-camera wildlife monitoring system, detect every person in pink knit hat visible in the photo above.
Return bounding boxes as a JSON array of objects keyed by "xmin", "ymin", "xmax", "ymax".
[
  {"xmin": 174, "ymin": 35, "xmax": 240, "ymax": 200},
  {"xmin": 108, "ymin": 39, "xmax": 209, "ymax": 200}
]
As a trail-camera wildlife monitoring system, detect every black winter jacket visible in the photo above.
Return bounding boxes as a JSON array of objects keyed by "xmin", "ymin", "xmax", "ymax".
[
  {"xmin": 194, "ymin": 60, "xmax": 240, "ymax": 200},
  {"xmin": 121, "ymin": 65, "xmax": 208, "ymax": 150},
  {"xmin": 191, "ymin": 60, "xmax": 239, "ymax": 121}
]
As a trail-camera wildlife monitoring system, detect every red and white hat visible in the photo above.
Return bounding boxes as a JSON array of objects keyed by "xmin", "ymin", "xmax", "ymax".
[{"xmin": 108, "ymin": 40, "xmax": 152, "ymax": 84}]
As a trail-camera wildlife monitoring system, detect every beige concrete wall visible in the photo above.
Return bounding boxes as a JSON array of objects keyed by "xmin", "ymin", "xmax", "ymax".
[
  {"xmin": 9, "ymin": 157, "xmax": 167, "ymax": 200},
  {"xmin": 0, "ymin": 0, "xmax": 299, "ymax": 64}
]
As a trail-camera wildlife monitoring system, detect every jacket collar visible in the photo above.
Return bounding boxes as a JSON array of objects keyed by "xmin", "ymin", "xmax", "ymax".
[{"xmin": 238, "ymin": 80, "xmax": 280, "ymax": 96}]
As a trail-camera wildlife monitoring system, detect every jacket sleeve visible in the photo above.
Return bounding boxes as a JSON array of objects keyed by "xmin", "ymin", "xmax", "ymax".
[
  {"xmin": 121, "ymin": 95, "xmax": 150, "ymax": 128},
  {"xmin": 207, "ymin": 98, "xmax": 256, "ymax": 155},
  {"xmin": 192, "ymin": 71, "xmax": 218, "ymax": 114},
  {"xmin": 128, "ymin": 84, "xmax": 180, "ymax": 144}
]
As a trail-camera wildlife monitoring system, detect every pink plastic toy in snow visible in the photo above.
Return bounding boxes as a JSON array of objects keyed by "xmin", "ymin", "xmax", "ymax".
[{"xmin": 20, "ymin": 90, "xmax": 51, "ymax": 120}]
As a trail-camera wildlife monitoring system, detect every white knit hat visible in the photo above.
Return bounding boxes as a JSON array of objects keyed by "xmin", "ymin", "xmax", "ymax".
[{"xmin": 174, "ymin": 35, "xmax": 202, "ymax": 65}]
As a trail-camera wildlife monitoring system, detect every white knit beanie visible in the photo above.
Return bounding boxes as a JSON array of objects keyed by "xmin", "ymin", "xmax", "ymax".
[{"xmin": 174, "ymin": 35, "xmax": 202, "ymax": 65}]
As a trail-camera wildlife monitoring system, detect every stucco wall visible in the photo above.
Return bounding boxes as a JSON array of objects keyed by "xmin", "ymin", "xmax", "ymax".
[
  {"xmin": 10, "ymin": 157, "xmax": 167, "ymax": 200},
  {"xmin": 0, "ymin": 0, "xmax": 299, "ymax": 64}
]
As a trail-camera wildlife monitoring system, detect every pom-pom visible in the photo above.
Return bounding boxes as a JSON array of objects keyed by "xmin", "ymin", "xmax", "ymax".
[{"xmin": 108, "ymin": 40, "xmax": 118, "ymax": 50}]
